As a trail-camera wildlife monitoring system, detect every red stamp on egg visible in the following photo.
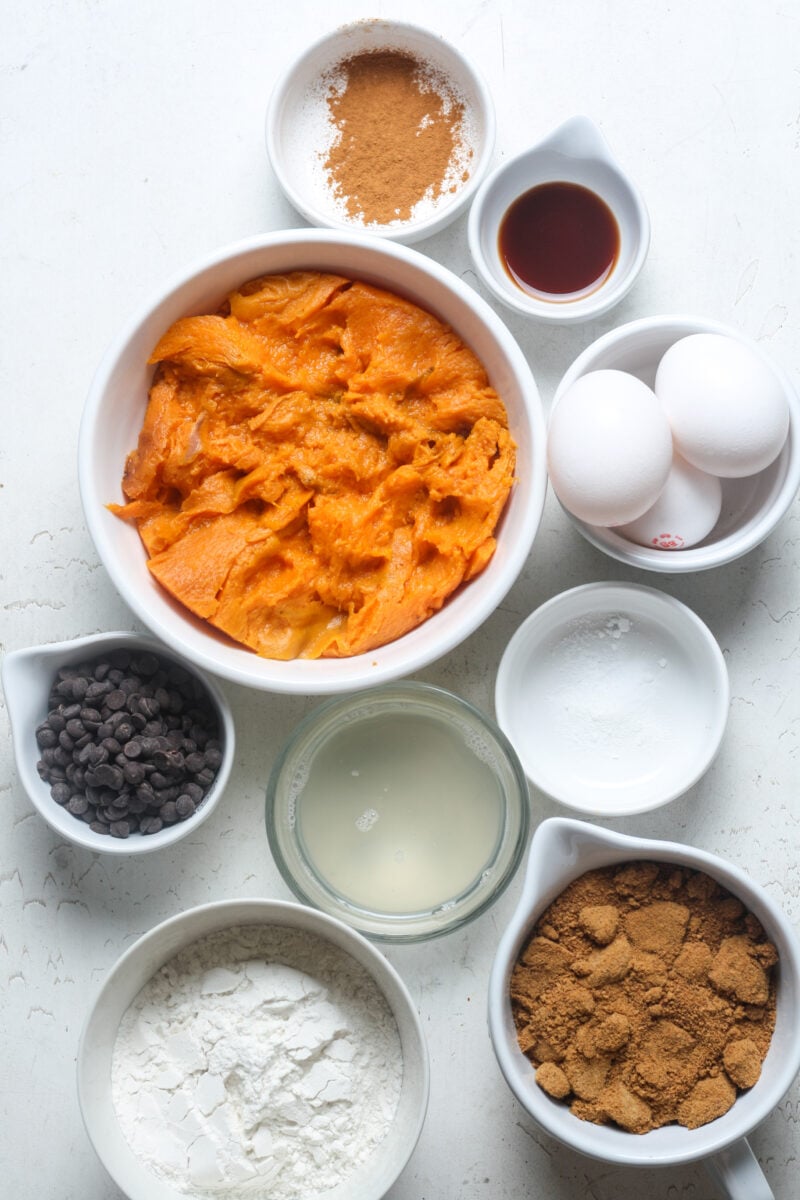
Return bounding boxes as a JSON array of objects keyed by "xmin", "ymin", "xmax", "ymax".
[{"xmin": 651, "ymin": 532, "xmax": 685, "ymax": 549}]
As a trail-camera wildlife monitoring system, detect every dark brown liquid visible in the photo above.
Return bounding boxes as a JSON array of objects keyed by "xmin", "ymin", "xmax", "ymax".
[{"xmin": 499, "ymin": 182, "xmax": 620, "ymax": 300}]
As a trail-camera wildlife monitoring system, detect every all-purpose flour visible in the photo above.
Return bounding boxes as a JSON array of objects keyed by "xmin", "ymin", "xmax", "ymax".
[{"xmin": 111, "ymin": 924, "xmax": 403, "ymax": 1197}]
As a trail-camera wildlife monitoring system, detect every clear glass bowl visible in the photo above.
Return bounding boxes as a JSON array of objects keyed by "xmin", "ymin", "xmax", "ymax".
[{"xmin": 266, "ymin": 682, "xmax": 530, "ymax": 942}]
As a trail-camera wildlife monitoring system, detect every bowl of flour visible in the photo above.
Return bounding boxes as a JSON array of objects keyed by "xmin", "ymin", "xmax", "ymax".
[{"xmin": 77, "ymin": 899, "xmax": 429, "ymax": 1199}]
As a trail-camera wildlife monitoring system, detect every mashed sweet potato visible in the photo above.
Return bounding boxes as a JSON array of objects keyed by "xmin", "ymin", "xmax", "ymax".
[{"xmin": 110, "ymin": 271, "xmax": 515, "ymax": 659}]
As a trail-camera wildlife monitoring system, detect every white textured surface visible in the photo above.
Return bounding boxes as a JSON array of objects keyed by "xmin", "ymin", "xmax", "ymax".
[{"xmin": 1, "ymin": 2, "xmax": 798, "ymax": 1199}]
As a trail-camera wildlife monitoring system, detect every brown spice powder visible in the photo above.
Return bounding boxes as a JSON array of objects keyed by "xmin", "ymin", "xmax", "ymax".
[
  {"xmin": 511, "ymin": 862, "xmax": 778, "ymax": 1134},
  {"xmin": 323, "ymin": 49, "xmax": 471, "ymax": 226}
]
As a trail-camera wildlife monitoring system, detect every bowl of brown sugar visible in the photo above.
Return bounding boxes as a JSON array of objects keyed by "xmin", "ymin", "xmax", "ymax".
[
  {"xmin": 266, "ymin": 20, "xmax": 495, "ymax": 243},
  {"xmin": 488, "ymin": 819, "xmax": 800, "ymax": 1199}
]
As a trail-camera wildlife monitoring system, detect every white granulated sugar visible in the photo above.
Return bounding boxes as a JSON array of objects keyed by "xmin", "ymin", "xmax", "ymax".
[
  {"xmin": 111, "ymin": 924, "xmax": 403, "ymax": 1198},
  {"xmin": 525, "ymin": 612, "xmax": 687, "ymax": 769}
]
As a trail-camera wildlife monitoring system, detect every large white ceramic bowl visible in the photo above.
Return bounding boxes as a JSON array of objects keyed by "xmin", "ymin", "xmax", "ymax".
[
  {"xmin": 266, "ymin": 20, "xmax": 495, "ymax": 244},
  {"xmin": 550, "ymin": 316, "xmax": 800, "ymax": 570},
  {"xmin": 78, "ymin": 898, "xmax": 429, "ymax": 1200},
  {"xmin": 489, "ymin": 819, "xmax": 800, "ymax": 1200},
  {"xmin": 79, "ymin": 229, "xmax": 547, "ymax": 694}
]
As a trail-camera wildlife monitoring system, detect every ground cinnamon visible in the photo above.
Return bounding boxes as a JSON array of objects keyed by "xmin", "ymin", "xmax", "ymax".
[
  {"xmin": 511, "ymin": 862, "xmax": 778, "ymax": 1133},
  {"xmin": 323, "ymin": 49, "xmax": 472, "ymax": 226}
]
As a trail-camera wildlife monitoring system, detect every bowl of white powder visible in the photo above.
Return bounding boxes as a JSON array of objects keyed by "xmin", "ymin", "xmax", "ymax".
[{"xmin": 77, "ymin": 899, "xmax": 429, "ymax": 1199}]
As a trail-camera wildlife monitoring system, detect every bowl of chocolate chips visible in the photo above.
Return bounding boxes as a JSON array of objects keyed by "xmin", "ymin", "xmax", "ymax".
[{"xmin": 2, "ymin": 630, "xmax": 234, "ymax": 853}]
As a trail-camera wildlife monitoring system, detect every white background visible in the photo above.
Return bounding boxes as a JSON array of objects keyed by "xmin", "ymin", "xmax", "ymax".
[{"xmin": 2, "ymin": 1, "xmax": 799, "ymax": 1197}]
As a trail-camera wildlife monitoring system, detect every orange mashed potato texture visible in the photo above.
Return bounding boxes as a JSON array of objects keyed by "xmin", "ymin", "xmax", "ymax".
[{"xmin": 111, "ymin": 271, "xmax": 515, "ymax": 660}]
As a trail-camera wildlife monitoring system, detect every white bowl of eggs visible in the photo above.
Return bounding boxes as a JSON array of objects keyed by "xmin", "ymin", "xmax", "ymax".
[{"xmin": 548, "ymin": 316, "xmax": 800, "ymax": 571}]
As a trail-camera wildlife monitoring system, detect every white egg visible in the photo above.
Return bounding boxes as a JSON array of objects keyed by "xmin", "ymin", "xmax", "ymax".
[
  {"xmin": 655, "ymin": 333, "xmax": 790, "ymax": 478},
  {"xmin": 548, "ymin": 369, "xmax": 673, "ymax": 526},
  {"xmin": 616, "ymin": 454, "xmax": 722, "ymax": 549}
]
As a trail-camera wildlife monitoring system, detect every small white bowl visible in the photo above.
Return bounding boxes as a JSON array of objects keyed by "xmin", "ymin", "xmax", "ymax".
[
  {"xmin": 489, "ymin": 819, "xmax": 800, "ymax": 1197},
  {"xmin": 551, "ymin": 315, "xmax": 800, "ymax": 571},
  {"xmin": 1, "ymin": 631, "xmax": 234, "ymax": 854},
  {"xmin": 266, "ymin": 20, "xmax": 495, "ymax": 244},
  {"xmin": 79, "ymin": 229, "xmax": 547, "ymax": 695},
  {"xmin": 468, "ymin": 116, "xmax": 649, "ymax": 322},
  {"xmin": 494, "ymin": 582, "xmax": 729, "ymax": 815},
  {"xmin": 78, "ymin": 898, "xmax": 429, "ymax": 1200}
]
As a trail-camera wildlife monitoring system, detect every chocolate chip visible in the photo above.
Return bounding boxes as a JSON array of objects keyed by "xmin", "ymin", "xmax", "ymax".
[
  {"xmin": 90, "ymin": 763, "xmax": 124, "ymax": 790},
  {"xmin": 123, "ymin": 761, "xmax": 146, "ymax": 786},
  {"xmin": 131, "ymin": 653, "xmax": 160, "ymax": 676},
  {"xmin": 204, "ymin": 747, "xmax": 223, "ymax": 770},
  {"xmin": 175, "ymin": 795, "xmax": 196, "ymax": 820},
  {"xmin": 86, "ymin": 680, "xmax": 113, "ymax": 700},
  {"xmin": 160, "ymin": 800, "xmax": 179, "ymax": 824},
  {"xmin": 47, "ymin": 711, "xmax": 67, "ymax": 734}
]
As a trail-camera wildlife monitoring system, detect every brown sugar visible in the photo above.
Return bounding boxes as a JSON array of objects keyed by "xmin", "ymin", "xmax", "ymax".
[
  {"xmin": 723, "ymin": 1038, "xmax": 763, "ymax": 1088},
  {"xmin": 510, "ymin": 862, "xmax": 778, "ymax": 1134}
]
